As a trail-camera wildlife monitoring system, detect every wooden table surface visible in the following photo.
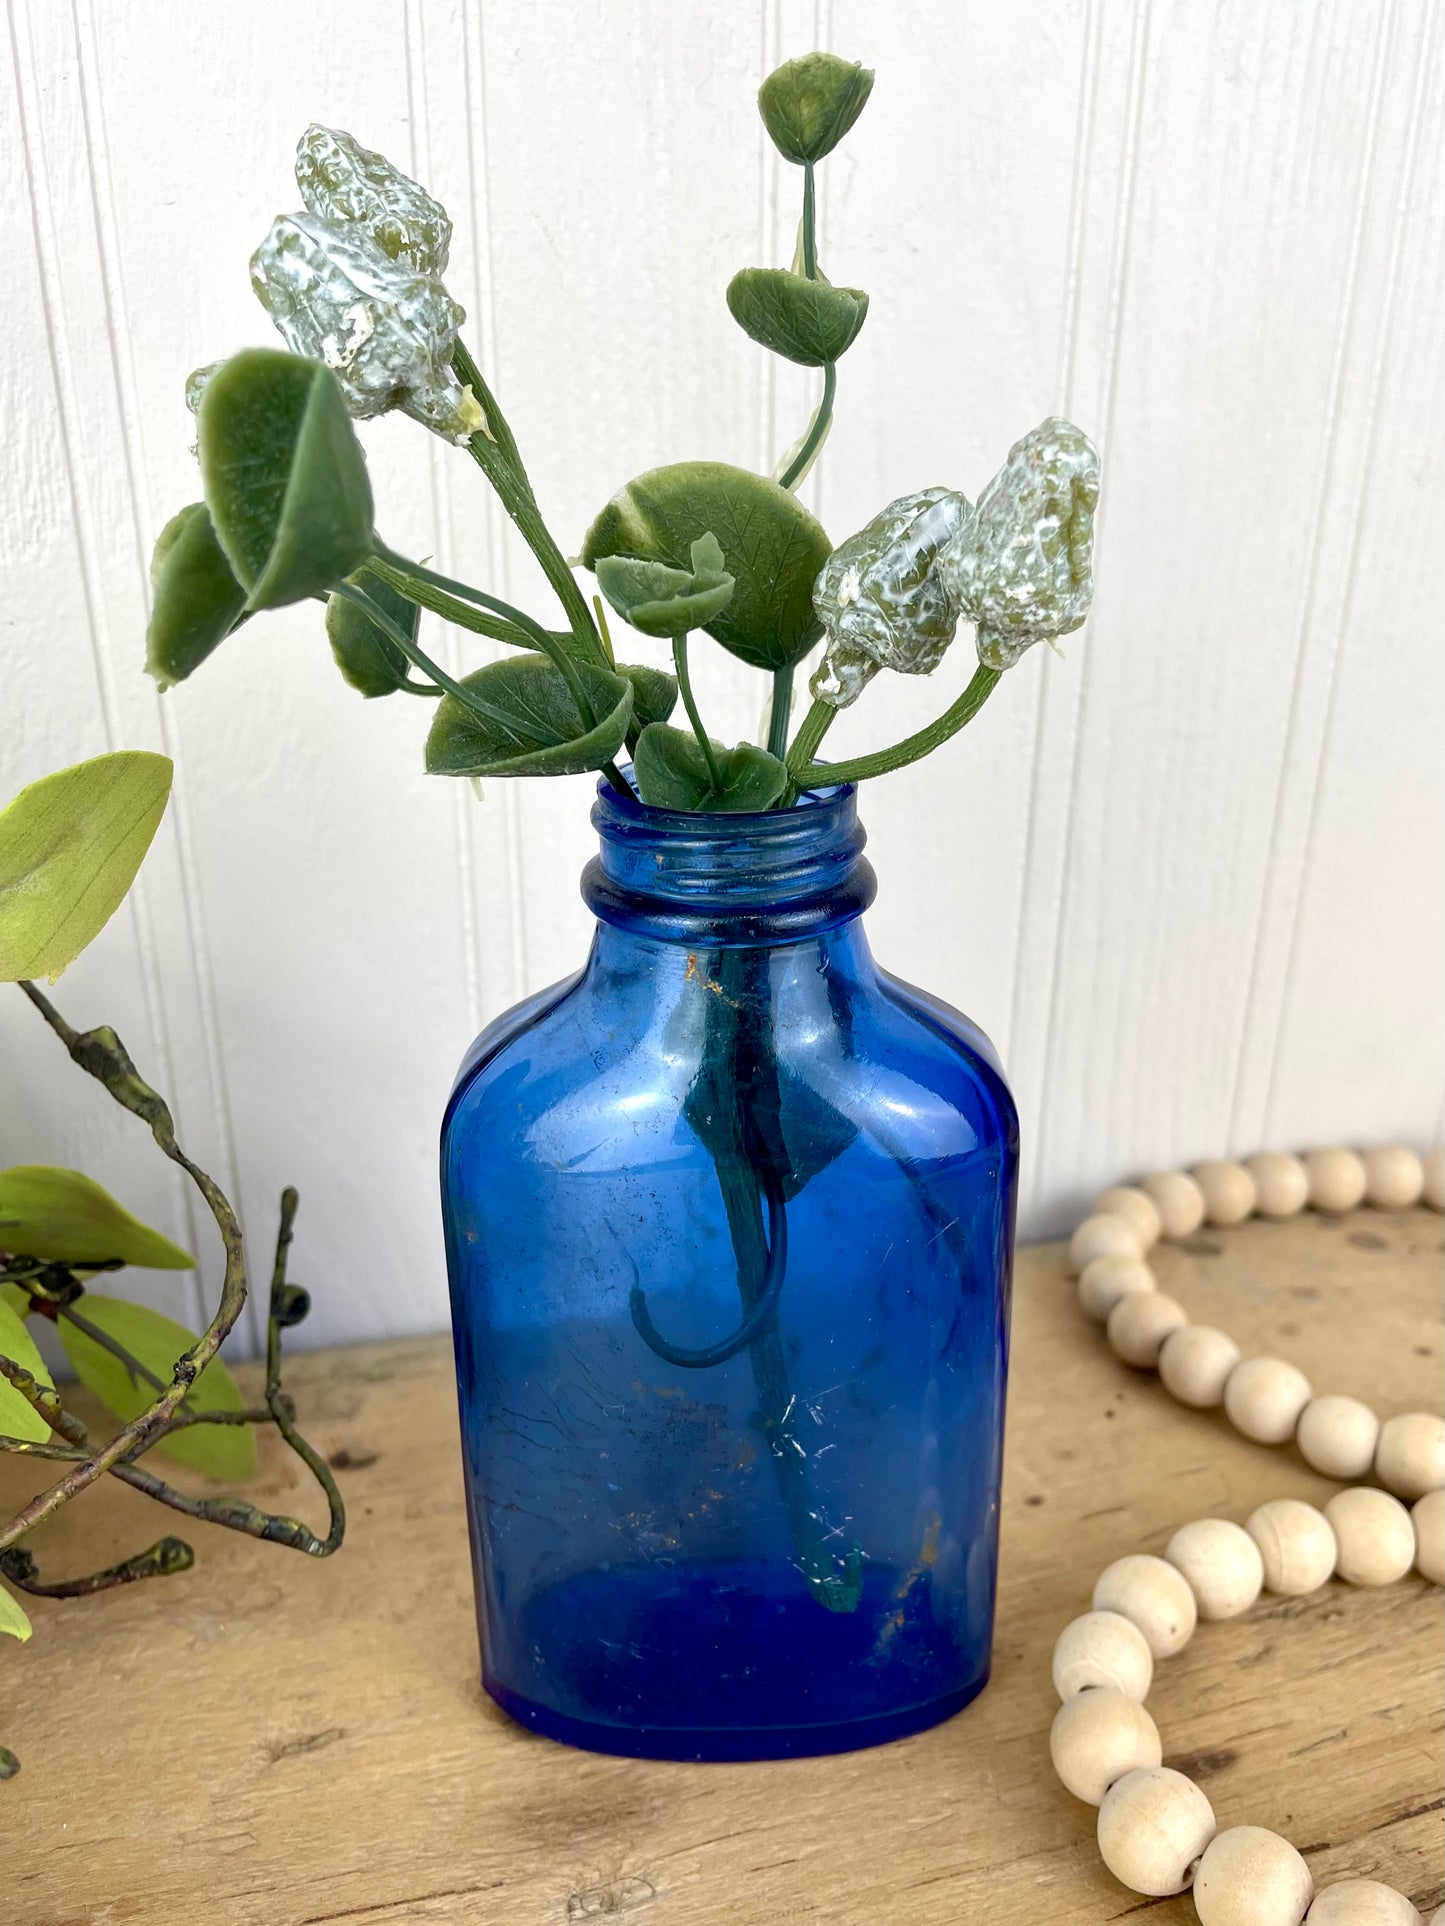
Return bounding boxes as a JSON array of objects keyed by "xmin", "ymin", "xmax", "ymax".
[{"xmin": 2, "ymin": 1209, "xmax": 1441, "ymax": 1924}]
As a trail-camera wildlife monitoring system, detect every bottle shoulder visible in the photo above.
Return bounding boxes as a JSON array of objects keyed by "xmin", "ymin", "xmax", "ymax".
[{"xmin": 443, "ymin": 968, "xmax": 585, "ymax": 1129}]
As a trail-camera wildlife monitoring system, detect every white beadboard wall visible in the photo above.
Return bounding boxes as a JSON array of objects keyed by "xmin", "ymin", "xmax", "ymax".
[{"xmin": 2, "ymin": 0, "xmax": 1442, "ymax": 1354}]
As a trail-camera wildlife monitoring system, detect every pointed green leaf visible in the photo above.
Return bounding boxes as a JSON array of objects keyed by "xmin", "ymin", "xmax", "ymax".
[
  {"xmin": 425, "ymin": 656, "xmax": 633, "ymax": 778},
  {"xmin": 727, "ymin": 269, "xmax": 868, "ymax": 367},
  {"xmin": 326, "ymin": 570, "xmax": 419, "ymax": 696},
  {"xmin": 58, "ymin": 1295, "xmax": 254, "ymax": 1480},
  {"xmin": 0, "ymin": 1283, "xmax": 27, "ymax": 1320},
  {"xmin": 0, "ymin": 752, "xmax": 172, "ymax": 983},
  {"xmin": 200, "ymin": 349, "xmax": 374, "ymax": 611},
  {"xmin": 583, "ymin": 462, "xmax": 830, "ymax": 672},
  {"xmin": 616, "ymin": 663, "xmax": 678, "ymax": 730},
  {"xmin": 0, "ymin": 1167, "xmax": 194, "ymax": 1270},
  {"xmin": 0, "ymin": 1297, "xmax": 54, "ymax": 1445},
  {"xmin": 0, "ymin": 1583, "xmax": 31, "ymax": 1642},
  {"xmin": 758, "ymin": 53, "xmax": 874, "ymax": 164},
  {"xmin": 145, "ymin": 503, "xmax": 251, "ymax": 689},
  {"xmin": 633, "ymin": 724, "xmax": 787, "ymax": 813}
]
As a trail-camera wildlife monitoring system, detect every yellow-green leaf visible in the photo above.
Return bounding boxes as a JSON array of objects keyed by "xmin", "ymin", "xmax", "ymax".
[
  {"xmin": 0, "ymin": 1583, "xmax": 31, "ymax": 1643},
  {"xmin": 58, "ymin": 1296, "xmax": 254, "ymax": 1480},
  {"xmin": 0, "ymin": 1297, "xmax": 53, "ymax": 1445},
  {"xmin": 0, "ymin": 752, "xmax": 172, "ymax": 983},
  {"xmin": 0, "ymin": 1167, "xmax": 194, "ymax": 1270}
]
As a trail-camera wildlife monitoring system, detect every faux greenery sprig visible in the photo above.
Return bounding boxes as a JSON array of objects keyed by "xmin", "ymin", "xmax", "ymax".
[{"xmin": 145, "ymin": 53, "xmax": 1100, "ymax": 815}]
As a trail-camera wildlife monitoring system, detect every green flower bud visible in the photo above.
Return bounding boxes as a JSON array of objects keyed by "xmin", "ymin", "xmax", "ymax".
[
  {"xmin": 595, "ymin": 533, "xmax": 735, "ymax": 639},
  {"xmin": 758, "ymin": 53, "xmax": 874, "ymax": 165}
]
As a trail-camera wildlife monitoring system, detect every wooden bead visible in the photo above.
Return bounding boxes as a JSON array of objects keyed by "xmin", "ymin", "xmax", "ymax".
[
  {"xmin": 1092, "ymin": 1553, "xmax": 1197, "ymax": 1657},
  {"xmin": 1411, "ymin": 1488, "xmax": 1444, "ymax": 1585},
  {"xmin": 1246, "ymin": 1499, "xmax": 1337, "ymax": 1595},
  {"xmin": 1374, "ymin": 1411, "xmax": 1445, "ymax": 1502},
  {"xmin": 1048, "ymin": 1686, "xmax": 1162, "ymax": 1804},
  {"xmin": 1245, "ymin": 1152, "xmax": 1310, "ymax": 1220},
  {"xmin": 1223, "ymin": 1356, "xmax": 1313, "ymax": 1444},
  {"xmin": 1324, "ymin": 1487, "xmax": 1415, "ymax": 1587},
  {"xmin": 1304, "ymin": 1147, "xmax": 1367, "ymax": 1215},
  {"xmin": 1107, "ymin": 1291, "xmax": 1188, "ymax": 1368},
  {"xmin": 1362, "ymin": 1144, "xmax": 1424, "ymax": 1210},
  {"xmin": 1159, "ymin": 1324, "xmax": 1241, "ymax": 1408},
  {"xmin": 1296, "ymin": 1394, "xmax": 1381, "ymax": 1480},
  {"xmin": 1093, "ymin": 1185, "xmax": 1162, "ymax": 1249},
  {"xmin": 1096, "ymin": 1766, "xmax": 1215, "ymax": 1896},
  {"xmin": 1052, "ymin": 1610, "xmax": 1153, "ymax": 1702},
  {"xmin": 1079, "ymin": 1255, "xmax": 1156, "ymax": 1323},
  {"xmin": 1069, "ymin": 1212, "xmax": 1143, "ymax": 1275},
  {"xmin": 1142, "ymin": 1169, "xmax": 1206, "ymax": 1240},
  {"xmin": 1193, "ymin": 1158, "xmax": 1257, "ymax": 1226},
  {"xmin": 1165, "ymin": 1518, "xmax": 1264, "ymax": 1619},
  {"xmin": 1423, "ymin": 1147, "xmax": 1445, "ymax": 1212},
  {"xmin": 1194, "ymin": 1826, "xmax": 1314, "ymax": 1926},
  {"xmin": 1305, "ymin": 1882, "xmax": 1422, "ymax": 1925}
]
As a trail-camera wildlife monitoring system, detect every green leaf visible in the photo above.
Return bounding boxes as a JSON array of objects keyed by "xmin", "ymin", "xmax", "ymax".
[
  {"xmin": 0, "ymin": 752, "xmax": 172, "ymax": 983},
  {"xmin": 145, "ymin": 503, "xmax": 251, "ymax": 689},
  {"xmin": 0, "ymin": 1297, "xmax": 54, "ymax": 1445},
  {"xmin": 758, "ymin": 53, "xmax": 874, "ymax": 164},
  {"xmin": 425, "ymin": 656, "xmax": 633, "ymax": 778},
  {"xmin": 0, "ymin": 1583, "xmax": 31, "ymax": 1643},
  {"xmin": 633, "ymin": 724, "xmax": 787, "ymax": 813},
  {"xmin": 199, "ymin": 349, "xmax": 374, "ymax": 611},
  {"xmin": 582, "ymin": 463, "xmax": 830, "ymax": 672},
  {"xmin": 596, "ymin": 531, "xmax": 736, "ymax": 639},
  {"xmin": 0, "ymin": 1166, "xmax": 194, "ymax": 1270},
  {"xmin": 727, "ymin": 269, "xmax": 868, "ymax": 367},
  {"xmin": 58, "ymin": 1295, "xmax": 254, "ymax": 1480},
  {"xmin": 616, "ymin": 663, "xmax": 678, "ymax": 730},
  {"xmin": 326, "ymin": 570, "xmax": 419, "ymax": 696}
]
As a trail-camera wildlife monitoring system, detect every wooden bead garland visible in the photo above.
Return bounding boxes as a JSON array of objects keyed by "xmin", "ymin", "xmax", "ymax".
[{"xmin": 1047, "ymin": 1142, "xmax": 1442, "ymax": 1918}]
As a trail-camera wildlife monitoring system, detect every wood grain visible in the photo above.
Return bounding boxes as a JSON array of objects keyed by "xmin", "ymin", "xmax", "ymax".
[{"xmin": 2, "ymin": 1210, "xmax": 1440, "ymax": 1923}]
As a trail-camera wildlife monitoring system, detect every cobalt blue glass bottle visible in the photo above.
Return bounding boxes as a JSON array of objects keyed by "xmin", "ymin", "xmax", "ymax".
[{"xmin": 441, "ymin": 778, "xmax": 1018, "ymax": 1761}]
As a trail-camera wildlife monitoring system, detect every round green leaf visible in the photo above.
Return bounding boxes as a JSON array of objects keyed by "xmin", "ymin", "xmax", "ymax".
[
  {"xmin": 146, "ymin": 503, "xmax": 252, "ymax": 689},
  {"xmin": 0, "ymin": 1582, "xmax": 31, "ymax": 1643},
  {"xmin": 633, "ymin": 724, "xmax": 787, "ymax": 813},
  {"xmin": 615, "ymin": 663, "xmax": 678, "ymax": 730},
  {"xmin": 582, "ymin": 463, "xmax": 831, "ymax": 672},
  {"xmin": 727, "ymin": 269, "xmax": 868, "ymax": 367},
  {"xmin": 758, "ymin": 53, "xmax": 874, "ymax": 164},
  {"xmin": 425, "ymin": 656, "xmax": 633, "ymax": 778},
  {"xmin": 596, "ymin": 556, "xmax": 736, "ymax": 638},
  {"xmin": 58, "ymin": 1295, "xmax": 254, "ymax": 1480},
  {"xmin": 199, "ymin": 349, "xmax": 374, "ymax": 611},
  {"xmin": 0, "ymin": 1166, "xmax": 195, "ymax": 1270},
  {"xmin": 326, "ymin": 570, "xmax": 420, "ymax": 696},
  {"xmin": 0, "ymin": 752, "xmax": 172, "ymax": 984},
  {"xmin": 0, "ymin": 1296, "xmax": 54, "ymax": 1446}
]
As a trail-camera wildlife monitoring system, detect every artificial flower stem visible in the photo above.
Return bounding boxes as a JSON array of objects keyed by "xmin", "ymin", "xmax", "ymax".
[
  {"xmin": 450, "ymin": 339, "xmax": 531, "ymax": 496},
  {"xmin": 672, "ymin": 633, "xmax": 724, "ymax": 795},
  {"xmin": 802, "ymin": 162, "xmax": 818, "ymax": 277},
  {"xmin": 362, "ymin": 556, "xmax": 535, "ymax": 649},
  {"xmin": 782, "ymin": 697, "xmax": 838, "ymax": 802},
  {"xmin": 767, "ymin": 665, "xmax": 794, "ymax": 761},
  {"xmin": 778, "ymin": 362, "xmax": 836, "ymax": 491},
  {"xmin": 796, "ymin": 664, "xmax": 1003, "ymax": 788}
]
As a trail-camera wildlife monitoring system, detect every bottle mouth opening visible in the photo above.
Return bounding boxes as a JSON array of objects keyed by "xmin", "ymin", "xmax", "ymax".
[{"xmin": 592, "ymin": 769, "xmax": 852, "ymax": 832}]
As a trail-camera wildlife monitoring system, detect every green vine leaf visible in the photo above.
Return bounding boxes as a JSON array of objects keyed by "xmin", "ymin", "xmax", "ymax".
[
  {"xmin": 726, "ymin": 269, "xmax": 868, "ymax": 367},
  {"xmin": 0, "ymin": 1296, "xmax": 54, "ymax": 1445},
  {"xmin": 0, "ymin": 1582, "xmax": 31, "ymax": 1643},
  {"xmin": 582, "ymin": 463, "xmax": 830, "ymax": 672},
  {"xmin": 58, "ymin": 1296, "xmax": 254, "ymax": 1480},
  {"xmin": 596, "ymin": 533, "xmax": 736, "ymax": 638},
  {"xmin": 633, "ymin": 724, "xmax": 787, "ymax": 813},
  {"xmin": 199, "ymin": 349, "xmax": 374, "ymax": 611},
  {"xmin": 145, "ymin": 503, "xmax": 252, "ymax": 689},
  {"xmin": 326, "ymin": 570, "xmax": 419, "ymax": 696},
  {"xmin": 425, "ymin": 656, "xmax": 633, "ymax": 778},
  {"xmin": 0, "ymin": 1166, "xmax": 195, "ymax": 1270},
  {"xmin": 758, "ymin": 53, "xmax": 874, "ymax": 164},
  {"xmin": 0, "ymin": 752, "xmax": 172, "ymax": 984},
  {"xmin": 615, "ymin": 663, "xmax": 678, "ymax": 730}
]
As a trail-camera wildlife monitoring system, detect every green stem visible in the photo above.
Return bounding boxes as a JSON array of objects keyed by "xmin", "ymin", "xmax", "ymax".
[
  {"xmin": 766, "ymin": 665, "xmax": 794, "ymax": 761},
  {"xmin": 672, "ymin": 633, "xmax": 724, "ymax": 794},
  {"xmin": 781, "ymin": 697, "xmax": 838, "ymax": 804},
  {"xmin": 778, "ymin": 362, "xmax": 836, "ymax": 491},
  {"xmin": 794, "ymin": 664, "xmax": 1003, "ymax": 789},
  {"xmin": 451, "ymin": 339, "xmax": 532, "ymax": 496},
  {"xmin": 363, "ymin": 555, "xmax": 537, "ymax": 650},
  {"xmin": 802, "ymin": 162, "xmax": 818, "ymax": 277}
]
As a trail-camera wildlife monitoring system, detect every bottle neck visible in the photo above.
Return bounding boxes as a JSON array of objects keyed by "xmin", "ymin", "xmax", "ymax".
[{"xmin": 581, "ymin": 779, "xmax": 876, "ymax": 949}]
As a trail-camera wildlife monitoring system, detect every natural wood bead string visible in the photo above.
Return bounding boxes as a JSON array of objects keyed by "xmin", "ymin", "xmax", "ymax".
[{"xmin": 1051, "ymin": 1144, "xmax": 1443, "ymax": 1920}]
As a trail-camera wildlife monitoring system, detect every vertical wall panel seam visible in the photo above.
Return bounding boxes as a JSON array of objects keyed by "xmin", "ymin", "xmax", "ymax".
[
  {"xmin": 1223, "ymin": 0, "xmax": 1398, "ymax": 1154},
  {"xmin": 70, "ymin": 0, "xmax": 247, "ymax": 1339},
  {"xmin": 1028, "ymin": 0, "xmax": 1154, "ymax": 1217},
  {"xmin": 1260, "ymin": 0, "xmax": 1438, "ymax": 1141}
]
